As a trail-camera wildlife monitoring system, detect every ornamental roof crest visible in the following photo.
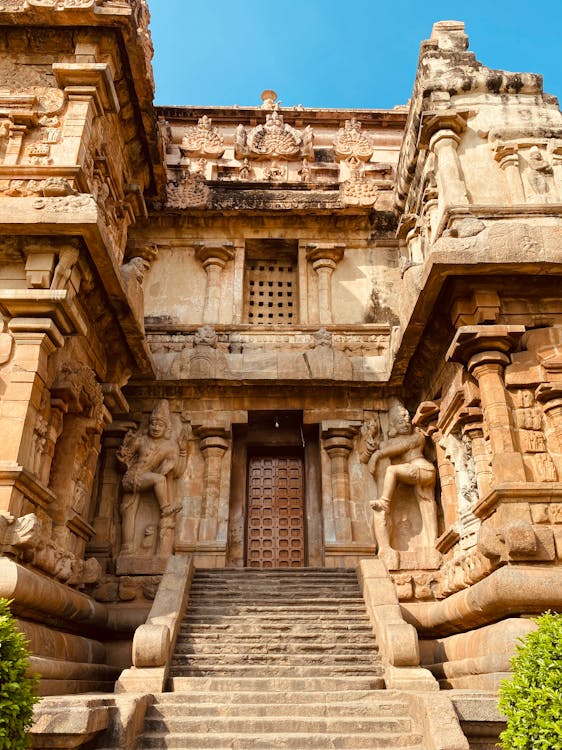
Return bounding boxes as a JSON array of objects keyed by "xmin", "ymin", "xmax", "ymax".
[
  {"xmin": 333, "ymin": 119, "xmax": 374, "ymax": 162},
  {"xmin": 235, "ymin": 110, "xmax": 313, "ymax": 161},
  {"xmin": 180, "ymin": 116, "xmax": 225, "ymax": 159}
]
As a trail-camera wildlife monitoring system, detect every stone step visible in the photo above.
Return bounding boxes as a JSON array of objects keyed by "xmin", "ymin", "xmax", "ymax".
[
  {"xmin": 144, "ymin": 715, "xmax": 414, "ymax": 734},
  {"xmin": 156, "ymin": 689, "xmax": 402, "ymax": 705},
  {"xmin": 169, "ymin": 665, "xmax": 383, "ymax": 678},
  {"xmin": 182, "ymin": 622, "xmax": 373, "ymax": 633},
  {"xmin": 173, "ymin": 651, "xmax": 377, "ymax": 667},
  {"xmin": 174, "ymin": 643, "xmax": 378, "ymax": 655},
  {"xmin": 148, "ymin": 700, "xmax": 409, "ymax": 718},
  {"xmin": 137, "ymin": 731, "xmax": 424, "ymax": 749},
  {"xmin": 169, "ymin": 676, "xmax": 385, "ymax": 692},
  {"xmin": 183, "ymin": 606, "xmax": 369, "ymax": 618}
]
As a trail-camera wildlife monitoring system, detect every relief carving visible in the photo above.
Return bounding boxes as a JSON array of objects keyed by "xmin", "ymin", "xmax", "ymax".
[
  {"xmin": 166, "ymin": 171, "xmax": 211, "ymax": 209},
  {"xmin": 340, "ymin": 169, "xmax": 379, "ymax": 207},
  {"xmin": 120, "ymin": 256, "xmax": 151, "ymax": 325},
  {"xmin": 368, "ymin": 399, "xmax": 438, "ymax": 565},
  {"xmin": 235, "ymin": 110, "xmax": 313, "ymax": 161},
  {"xmin": 513, "ymin": 389, "xmax": 558, "ymax": 481},
  {"xmin": 333, "ymin": 119, "xmax": 374, "ymax": 162},
  {"xmin": 180, "ymin": 116, "xmax": 225, "ymax": 159},
  {"xmin": 170, "ymin": 325, "xmax": 230, "ymax": 379},
  {"xmin": 303, "ymin": 328, "xmax": 353, "ymax": 380},
  {"xmin": 525, "ymin": 146, "xmax": 553, "ymax": 202},
  {"xmin": 117, "ymin": 400, "xmax": 188, "ymax": 558},
  {"xmin": 1, "ymin": 511, "xmax": 101, "ymax": 587}
]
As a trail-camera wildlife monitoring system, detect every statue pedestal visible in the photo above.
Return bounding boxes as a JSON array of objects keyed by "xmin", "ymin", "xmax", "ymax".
[
  {"xmin": 116, "ymin": 554, "xmax": 167, "ymax": 575},
  {"xmin": 383, "ymin": 547, "xmax": 441, "ymax": 572}
]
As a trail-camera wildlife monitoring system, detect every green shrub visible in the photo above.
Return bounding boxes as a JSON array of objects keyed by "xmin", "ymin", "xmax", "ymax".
[
  {"xmin": 0, "ymin": 599, "xmax": 39, "ymax": 749},
  {"xmin": 498, "ymin": 611, "xmax": 562, "ymax": 750}
]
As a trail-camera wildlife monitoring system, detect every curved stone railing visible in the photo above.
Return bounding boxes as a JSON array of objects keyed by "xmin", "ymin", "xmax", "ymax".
[{"xmin": 115, "ymin": 554, "xmax": 194, "ymax": 693}]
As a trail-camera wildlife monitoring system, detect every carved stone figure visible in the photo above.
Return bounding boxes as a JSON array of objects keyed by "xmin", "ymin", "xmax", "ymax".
[
  {"xmin": 117, "ymin": 400, "xmax": 188, "ymax": 556},
  {"xmin": 171, "ymin": 325, "xmax": 229, "ymax": 379},
  {"xmin": 368, "ymin": 400, "xmax": 437, "ymax": 561},
  {"xmin": 526, "ymin": 145, "xmax": 553, "ymax": 201},
  {"xmin": 303, "ymin": 328, "xmax": 353, "ymax": 380},
  {"xmin": 358, "ymin": 416, "xmax": 380, "ymax": 464}
]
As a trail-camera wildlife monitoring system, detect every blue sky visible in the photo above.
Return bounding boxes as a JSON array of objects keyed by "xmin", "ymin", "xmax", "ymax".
[{"xmin": 150, "ymin": 1, "xmax": 562, "ymax": 110}]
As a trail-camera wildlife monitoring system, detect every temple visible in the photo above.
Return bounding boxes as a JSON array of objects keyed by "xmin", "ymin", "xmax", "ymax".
[{"xmin": 0, "ymin": 3, "xmax": 561, "ymax": 748}]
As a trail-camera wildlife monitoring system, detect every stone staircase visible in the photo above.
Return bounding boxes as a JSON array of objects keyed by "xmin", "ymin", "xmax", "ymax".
[{"xmin": 136, "ymin": 568, "xmax": 425, "ymax": 749}]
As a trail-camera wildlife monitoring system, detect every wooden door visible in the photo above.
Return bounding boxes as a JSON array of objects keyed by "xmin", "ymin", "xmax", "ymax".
[{"xmin": 246, "ymin": 454, "xmax": 305, "ymax": 568}]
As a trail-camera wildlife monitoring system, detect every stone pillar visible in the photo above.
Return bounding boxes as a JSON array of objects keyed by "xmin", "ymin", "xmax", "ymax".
[
  {"xmin": 195, "ymin": 243, "xmax": 235, "ymax": 323},
  {"xmin": 0, "ymin": 319, "xmax": 63, "ymax": 514},
  {"xmin": 447, "ymin": 325, "xmax": 526, "ymax": 483},
  {"xmin": 53, "ymin": 61, "xmax": 120, "ymax": 167},
  {"xmin": 306, "ymin": 244, "xmax": 345, "ymax": 325},
  {"xmin": 494, "ymin": 145, "xmax": 525, "ymax": 204},
  {"xmin": 462, "ymin": 415, "xmax": 493, "ymax": 499},
  {"xmin": 321, "ymin": 422, "xmax": 358, "ymax": 543},
  {"xmin": 195, "ymin": 426, "xmax": 230, "ymax": 541},
  {"xmin": 413, "ymin": 401, "xmax": 458, "ymax": 530},
  {"xmin": 429, "ymin": 129, "xmax": 468, "ymax": 206},
  {"xmin": 4, "ymin": 123, "xmax": 28, "ymax": 166},
  {"xmin": 88, "ymin": 421, "xmax": 134, "ymax": 564}
]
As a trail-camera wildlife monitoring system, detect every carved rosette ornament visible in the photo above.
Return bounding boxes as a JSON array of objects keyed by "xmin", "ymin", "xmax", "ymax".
[
  {"xmin": 333, "ymin": 119, "xmax": 374, "ymax": 162},
  {"xmin": 180, "ymin": 116, "xmax": 225, "ymax": 160},
  {"xmin": 235, "ymin": 110, "xmax": 313, "ymax": 161}
]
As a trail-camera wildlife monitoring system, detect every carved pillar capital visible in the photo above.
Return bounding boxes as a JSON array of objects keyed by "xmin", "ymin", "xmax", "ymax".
[
  {"xmin": 412, "ymin": 400, "xmax": 440, "ymax": 437},
  {"xmin": 493, "ymin": 142, "xmax": 525, "ymax": 203},
  {"xmin": 306, "ymin": 244, "xmax": 345, "ymax": 325},
  {"xmin": 194, "ymin": 242, "xmax": 235, "ymax": 323},
  {"xmin": 447, "ymin": 324, "xmax": 526, "ymax": 371},
  {"xmin": 194, "ymin": 242, "xmax": 235, "ymax": 269}
]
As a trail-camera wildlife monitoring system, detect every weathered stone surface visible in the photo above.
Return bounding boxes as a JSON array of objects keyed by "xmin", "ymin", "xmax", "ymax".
[{"xmin": 0, "ymin": 9, "xmax": 556, "ymax": 750}]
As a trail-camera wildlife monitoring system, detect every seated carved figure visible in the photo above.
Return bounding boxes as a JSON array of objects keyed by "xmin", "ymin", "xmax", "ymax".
[
  {"xmin": 368, "ymin": 400, "xmax": 437, "ymax": 559},
  {"xmin": 117, "ymin": 400, "xmax": 187, "ymax": 556}
]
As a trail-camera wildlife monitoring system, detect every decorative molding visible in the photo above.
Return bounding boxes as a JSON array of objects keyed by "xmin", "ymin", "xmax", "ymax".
[{"xmin": 235, "ymin": 110, "xmax": 313, "ymax": 161}]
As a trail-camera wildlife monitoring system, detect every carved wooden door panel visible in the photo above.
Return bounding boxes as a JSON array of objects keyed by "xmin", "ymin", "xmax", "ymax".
[{"xmin": 246, "ymin": 454, "xmax": 305, "ymax": 568}]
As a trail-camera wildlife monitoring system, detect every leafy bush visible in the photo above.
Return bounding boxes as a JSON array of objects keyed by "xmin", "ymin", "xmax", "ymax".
[
  {"xmin": 498, "ymin": 611, "xmax": 562, "ymax": 749},
  {"xmin": 0, "ymin": 599, "xmax": 39, "ymax": 749}
]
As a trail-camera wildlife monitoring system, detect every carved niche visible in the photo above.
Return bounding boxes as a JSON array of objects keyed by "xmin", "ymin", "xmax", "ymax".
[
  {"xmin": 48, "ymin": 365, "xmax": 106, "ymax": 539},
  {"xmin": 116, "ymin": 399, "xmax": 189, "ymax": 571},
  {"xmin": 364, "ymin": 398, "xmax": 439, "ymax": 569}
]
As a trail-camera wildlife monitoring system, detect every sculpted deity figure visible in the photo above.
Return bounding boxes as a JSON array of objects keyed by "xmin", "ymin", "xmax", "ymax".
[
  {"xmin": 527, "ymin": 146, "xmax": 553, "ymax": 199},
  {"xmin": 368, "ymin": 400, "xmax": 437, "ymax": 557},
  {"xmin": 117, "ymin": 400, "xmax": 188, "ymax": 555}
]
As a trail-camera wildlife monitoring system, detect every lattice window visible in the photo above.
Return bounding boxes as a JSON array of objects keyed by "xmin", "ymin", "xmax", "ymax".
[
  {"xmin": 244, "ymin": 260, "xmax": 296, "ymax": 324},
  {"xmin": 243, "ymin": 240, "xmax": 298, "ymax": 325}
]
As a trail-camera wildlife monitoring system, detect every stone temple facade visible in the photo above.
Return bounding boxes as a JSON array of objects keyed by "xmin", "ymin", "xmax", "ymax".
[{"xmin": 1, "ymin": 3, "xmax": 562, "ymax": 748}]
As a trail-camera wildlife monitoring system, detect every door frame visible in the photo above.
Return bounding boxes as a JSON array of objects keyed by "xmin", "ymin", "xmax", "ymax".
[
  {"xmin": 226, "ymin": 412, "xmax": 323, "ymax": 568},
  {"xmin": 245, "ymin": 447, "xmax": 306, "ymax": 568}
]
